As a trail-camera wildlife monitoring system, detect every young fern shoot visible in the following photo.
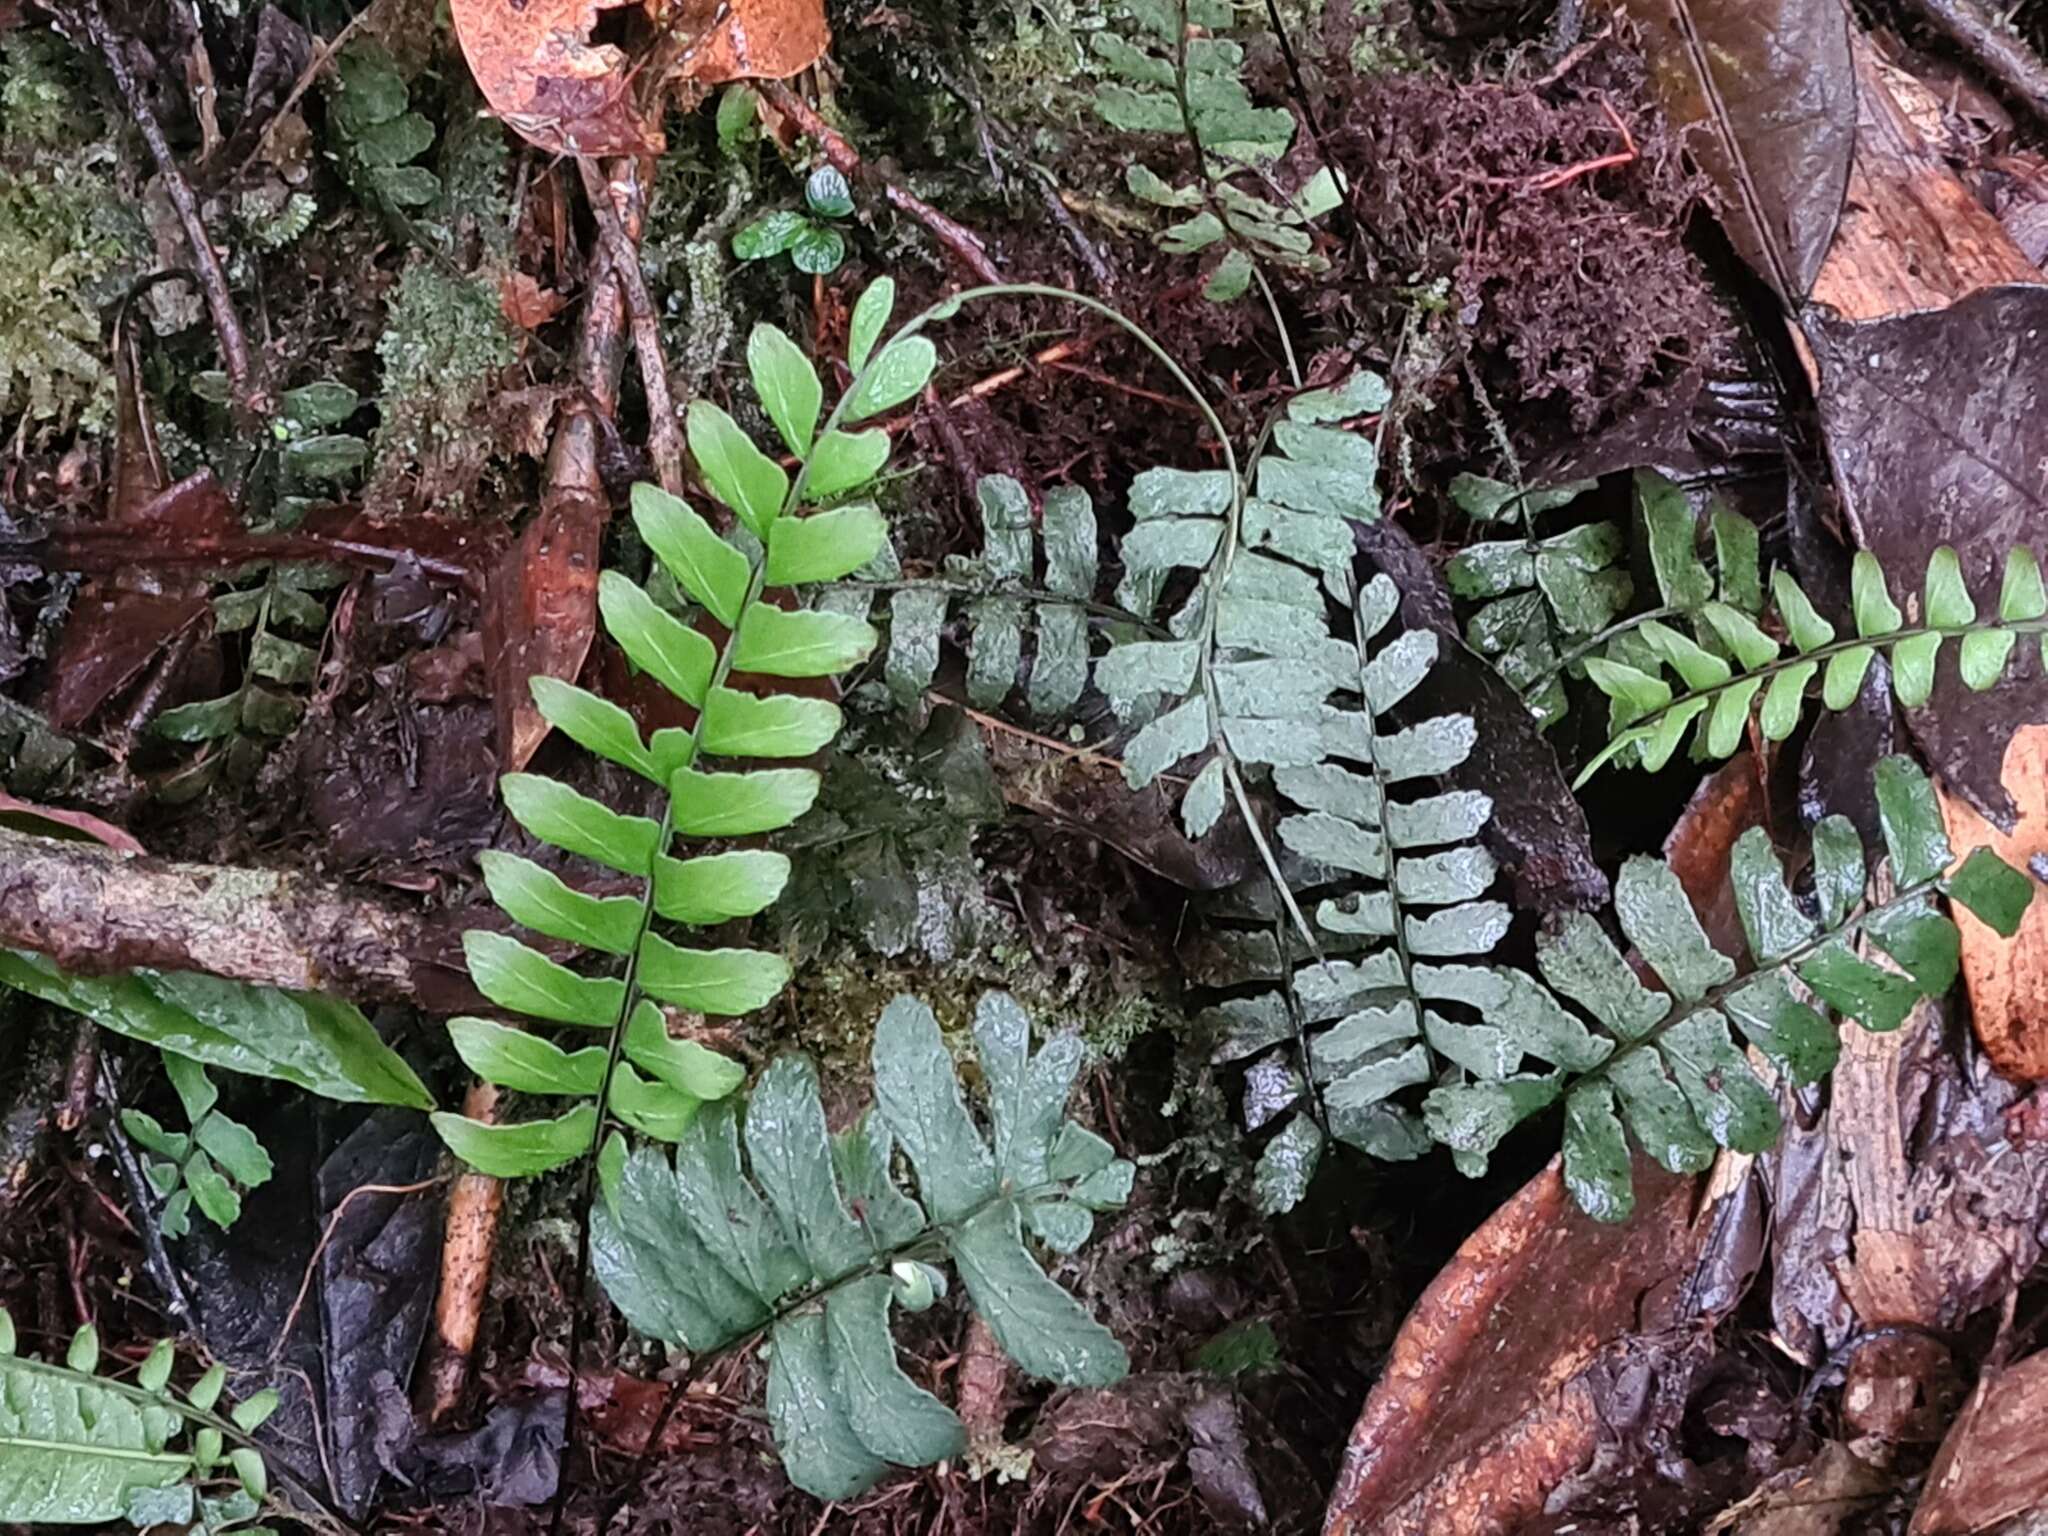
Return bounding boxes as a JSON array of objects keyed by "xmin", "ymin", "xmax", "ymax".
[{"xmin": 433, "ymin": 278, "xmax": 938, "ymax": 1175}]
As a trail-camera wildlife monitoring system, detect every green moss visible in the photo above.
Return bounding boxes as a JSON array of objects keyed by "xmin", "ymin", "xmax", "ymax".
[
  {"xmin": 0, "ymin": 35, "xmax": 145, "ymax": 434},
  {"xmin": 370, "ymin": 259, "xmax": 515, "ymax": 501}
]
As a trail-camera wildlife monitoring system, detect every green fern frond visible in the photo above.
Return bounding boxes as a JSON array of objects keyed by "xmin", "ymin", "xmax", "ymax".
[
  {"xmin": 1444, "ymin": 473, "xmax": 1616, "ymax": 727},
  {"xmin": 1579, "ymin": 473, "xmax": 2045, "ymax": 785},
  {"xmin": 879, "ymin": 474, "xmax": 1108, "ymax": 717},
  {"xmin": 0, "ymin": 1311, "xmax": 277, "ymax": 1527},
  {"xmin": 433, "ymin": 278, "xmax": 935, "ymax": 1177},
  {"xmin": 590, "ymin": 991, "xmax": 1132, "ymax": 1499},
  {"xmin": 1089, "ymin": 0, "xmax": 1336, "ymax": 301},
  {"xmin": 1423, "ymin": 755, "xmax": 2035, "ymax": 1221}
]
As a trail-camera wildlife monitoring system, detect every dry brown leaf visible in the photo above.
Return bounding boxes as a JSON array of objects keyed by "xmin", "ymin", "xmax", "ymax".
[
  {"xmin": 671, "ymin": 0, "xmax": 829, "ymax": 84},
  {"xmin": 481, "ymin": 494, "xmax": 605, "ymax": 773},
  {"xmin": 1939, "ymin": 725, "xmax": 2048, "ymax": 1082},
  {"xmin": 499, "ymin": 270, "xmax": 568, "ymax": 330},
  {"xmin": 1911, "ymin": 1350, "xmax": 2048, "ymax": 1534},
  {"xmin": 449, "ymin": 0, "xmax": 662, "ymax": 157}
]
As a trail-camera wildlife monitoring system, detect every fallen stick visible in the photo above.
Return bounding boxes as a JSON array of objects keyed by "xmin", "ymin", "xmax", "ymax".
[
  {"xmin": 73, "ymin": 0, "xmax": 262, "ymax": 417},
  {"xmin": 1898, "ymin": 0, "xmax": 2048, "ymax": 129},
  {"xmin": 758, "ymin": 80, "xmax": 1005, "ymax": 285},
  {"xmin": 0, "ymin": 824, "xmax": 431, "ymax": 1003},
  {"xmin": 578, "ymin": 156, "xmax": 686, "ymax": 497}
]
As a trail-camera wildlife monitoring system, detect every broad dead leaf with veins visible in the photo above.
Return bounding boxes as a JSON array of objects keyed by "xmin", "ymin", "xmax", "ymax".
[{"xmin": 450, "ymin": 0, "xmax": 663, "ymax": 157}]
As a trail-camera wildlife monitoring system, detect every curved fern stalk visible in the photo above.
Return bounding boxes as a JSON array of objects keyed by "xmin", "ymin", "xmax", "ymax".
[
  {"xmin": 0, "ymin": 1310, "xmax": 279, "ymax": 1528},
  {"xmin": 1581, "ymin": 539, "xmax": 2048, "ymax": 788},
  {"xmin": 590, "ymin": 991, "xmax": 1132, "ymax": 1500},
  {"xmin": 432, "ymin": 277, "xmax": 936, "ymax": 1176},
  {"xmin": 1423, "ymin": 755, "xmax": 2036, "ymax": 1221}
]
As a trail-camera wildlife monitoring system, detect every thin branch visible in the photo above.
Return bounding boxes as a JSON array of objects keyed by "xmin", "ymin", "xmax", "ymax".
[
  {"xmin": 577, "ymin": 157, "xmax": 686, "ymax": 496},
  {"xmin": 75, "ymin": 0, "xmax": 261, "ymax": 417},
  {"xmin": 757, "ymin": 81, "xmax": 1005, "ymax": 285}
]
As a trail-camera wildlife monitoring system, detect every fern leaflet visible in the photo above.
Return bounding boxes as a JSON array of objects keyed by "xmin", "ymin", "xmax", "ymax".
[{"xmin": 591, "ymin": 991, "xmax": 1131, "ymax": 1499}]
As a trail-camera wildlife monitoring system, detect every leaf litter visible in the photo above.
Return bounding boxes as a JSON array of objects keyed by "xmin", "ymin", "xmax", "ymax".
[{"xmin": 4, "ymin": 0, "xmax": 2048, "ymax": 1531}]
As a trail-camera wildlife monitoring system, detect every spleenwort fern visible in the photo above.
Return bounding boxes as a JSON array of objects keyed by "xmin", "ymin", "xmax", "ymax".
[
  {"xmin": 878, "ymin": 474, "xmax": 1113, "ymax": 717},
  {"xmin": 1091, "ymin": 0, "xmax": 1338, "ymax": 307},
  {"xmin": 590, "ymin": 992, "xmax": 1131, "ymax": 1499},
  {"xmin": 432, "ymin": 277, "xmax": 937, "ymax": 1176},
  {"xmin": 1424, "ymin": 756, "xmax": 2035, "ymax": 1220},
  {"xmin": 1580, "ymin": 473, "xmax": 2046, "ymax": 785},
  {"xmin": 0, "ymin": 1310, "xmax": 278, "ymax": 1530}
]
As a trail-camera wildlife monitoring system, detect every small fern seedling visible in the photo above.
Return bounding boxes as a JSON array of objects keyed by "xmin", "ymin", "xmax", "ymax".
[
  {"xmin": 432, "ymin": 277, "xmax": 937, "ymax": 1176},
  {"xmin": 591, "ymin": 991, "xmax": 1131, "ymax": 1499},
  {"xmin": 0, "ymin": 1310, "xmax": 279, "ymax": 1529},
  {"xmin": 1422, "ymin": 756, "xmax": 2035, "ymax": 1220},
  {"xmin": 120, "ymin": 1055, "xmax": 274, "ymax": 1237},
  {"xmin": 1091, "ymin": 0, "xmax": 1338, "ymax": 304}
]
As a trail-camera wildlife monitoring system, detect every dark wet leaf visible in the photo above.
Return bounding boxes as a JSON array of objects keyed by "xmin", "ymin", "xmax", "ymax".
[
  {"xmin": 1811, "ymin": 287, "xmax": 2048, "ymax": 828},
  {"xmin": 1620, "ymin": 0, "xmax": 1854, "ymax": 301}
]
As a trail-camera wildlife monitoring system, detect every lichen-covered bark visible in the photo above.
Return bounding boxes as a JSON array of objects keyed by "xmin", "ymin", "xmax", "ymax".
[{"xmin": 0, "ymin": 824, "xmax": 428, "ymax": 1002}]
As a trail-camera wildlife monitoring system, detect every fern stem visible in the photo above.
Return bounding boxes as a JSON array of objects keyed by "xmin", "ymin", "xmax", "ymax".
[
  {"xmin": 1559, "ymin": 868, "xmax": 1948, "ymax": 1103},
  {"xmin": 1518, "ymin": 605, "xmax": 1681, "ymax": 697},
  {"xmin": 1575, "ymin": 613, "xmax": 2048, "ymax": 789}
]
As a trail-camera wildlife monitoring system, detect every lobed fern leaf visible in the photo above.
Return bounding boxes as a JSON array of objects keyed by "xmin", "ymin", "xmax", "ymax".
[
  {"xmin": 1089, "ymin": 0, "xmax": 1337, "ymax": 302},
  {"xmin": 1423, "ymin": 755, "xmax": 2035, "ymax": 1221},
  {"xmin": 1581, "ymin": 473, "xmax": 2045, "ymax": 784},
  {"xmin": 1443, "ymin": 472, "xmax": 1618, "ymax": 727},
  {"xmin": 590, "ymin": 991, "xmax": 1131, "ymax": 1499},
  {"xmin": 433, "ymin": 278, "xmax": 935, "ymax": 1176},
  {"xmin": 0, "ymin": 1310, "xmax": 277, "ymax": 1528}
]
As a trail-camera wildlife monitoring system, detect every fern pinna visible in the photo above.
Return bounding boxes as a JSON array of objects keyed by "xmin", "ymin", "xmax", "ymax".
[
  {"xmin": 1581, "ymin": 471, "xmax": 2047, "ymax": 784},
  {"xmin": 591, "ymin": 992, "xmax": 1132, "ymax": 1499},
  {"xmin": 433, "ymin": 278, "xmax": 937, "ymax": 1175},
  {"xmin": 0, "ymin": 1310, "xmax": 278, "ymax": 1530},
  {"xmin": 1423, "ymin": 755, "xmax": 2034, "ymax": 1220}
]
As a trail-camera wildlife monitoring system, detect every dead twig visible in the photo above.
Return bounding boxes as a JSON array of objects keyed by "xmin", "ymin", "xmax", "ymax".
[
  {"xmin": 73, "ymin": 0, "xmax": 262, "ymax": 417},
  {"xmin": 577, "ymin": 157, "xmax": 686, "ymax": 496},
  {"xmin": 1521, "ymin": 98, "xmax": 1639, "ymax": 193},
  {"xmin": 420, "ymin": 1081, "xmax": 506, "ymax": 1425},
  {"xmin": 233, "ymin": 4, "xmax": 376, "ymax": 179},
  {"xmin": 0, "ymin": 824, "xmax": 433, "ymax": 1005},
  {"xmin": 758, "ymin": 81, "xmax": 1005, "ymax": 285}
]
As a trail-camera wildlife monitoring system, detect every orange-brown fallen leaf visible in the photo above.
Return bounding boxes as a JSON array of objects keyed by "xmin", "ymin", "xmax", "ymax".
[
  {"xmin": 449, "ymin": 0, "xmax": 662, "ymax": 157},
  {"xmin": 499, "ymin": 270, "xmax": 569, "ymax": 330},
  {"xmin": 1911, "ymin": 1349, "xmax": 2048, "ymax": 1535},
  {"xmin": 1938, "ymin": 724, "xmax": 2048, "ymax": 1081},
  {"xmin": 671, "ymin": 0, "xmax": 829, "ymax": 84}
]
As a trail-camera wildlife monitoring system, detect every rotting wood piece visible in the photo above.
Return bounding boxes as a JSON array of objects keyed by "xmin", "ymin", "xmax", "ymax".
[{"xmin": 0, "ymin": 824, "xmax": 430, "ymax": 1003}]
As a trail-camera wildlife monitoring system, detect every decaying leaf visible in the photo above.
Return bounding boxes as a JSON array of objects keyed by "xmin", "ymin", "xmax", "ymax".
[
  {"xmin": 672, "ymin": 0, "xmax": 830, "ymax": 85},
  {"xmin": 449, "ymin": 0, "xmax": 663, "ymax": 157},
  {"xmin": 1911, "ymin": 1349, "xmax": 2048, "ymax": 1535},
  {"xmin": 1324, "ymin": 1159, "xmax": 1757, "ymax": 1535},
  {"xmin": 1616, "ymin": 0, "xmax": 1855, "ymax": 301},
  {"xmin": 481, "ymin": 495, "xmax": 604, "ymax": 774},
  {"xmin": 1938, "ymin": 725, "xmax": 2048, "ymax": 1080}
]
